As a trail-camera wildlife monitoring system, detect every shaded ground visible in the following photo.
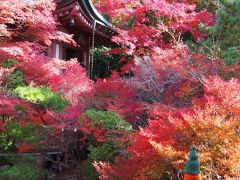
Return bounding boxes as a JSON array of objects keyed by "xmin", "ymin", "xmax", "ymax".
[{"xmin": 48, "ymin": 166, "xmax": 83, "ymax": 180}]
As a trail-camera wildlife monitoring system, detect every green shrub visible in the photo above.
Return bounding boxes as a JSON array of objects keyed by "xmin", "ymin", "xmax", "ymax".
[
  {"xmin": 14, "ymin": 83, "xmax": 68, "ymax": 112},
  {"xmin": 82, "ymin": 110, "xmax": 132, "ymax": 179},
  {"xmin": 0, "ymin": 59, "xmax": 26, "ymax": 90},
  {"xmin": 0, "ymin": 162, "xmax": 45, "ymax": 180},
  {"xmin": 0, "ymin": 121, "xmax": 48, "ymax": 151},
  {"xmin": 88, "ymin": 142, "xmax": 121, "ymax": 163},
  {"xmin": 1, "ymin": 59, "xmax": 18, "ymax": 68},
  {"xmin": 0, "ymin": 132, "xmax": 13, "ymax": 151},
  {"xmin": 6, "ymin": 121, "xmax": 44, "ymax": 145},
  {"xmin": 82, "ymin": 142, "xmax": 124, "ymax": 180},
  {"xmin": 83, "ymin": 109, "xmax": 132, "ymax": 131},
  {"xmin": 5, "ymin": 69, "xmax": 26, "ymax": 90}
]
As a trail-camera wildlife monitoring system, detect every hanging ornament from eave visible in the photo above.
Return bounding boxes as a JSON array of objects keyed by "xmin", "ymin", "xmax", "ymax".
[{"xmin": 90, "ymin": 19, "xmax": 96, "ymax": 79}]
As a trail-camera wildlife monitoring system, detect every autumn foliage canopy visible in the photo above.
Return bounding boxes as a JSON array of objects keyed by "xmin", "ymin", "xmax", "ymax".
[{"xmin": 1, "ymin": 0, "xmax": 240, "ymax": 179}]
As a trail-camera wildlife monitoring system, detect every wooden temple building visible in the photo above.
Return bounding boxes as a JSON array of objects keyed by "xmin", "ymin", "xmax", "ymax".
[{"xmin": 50, "ymin": 0, "xmax": 114, "ymax": 77}]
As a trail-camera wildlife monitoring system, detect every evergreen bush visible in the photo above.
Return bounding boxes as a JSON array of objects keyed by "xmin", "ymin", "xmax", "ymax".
[{"xmin": 14, "ymin": 83, "xmax": 68, "ymax": 112}]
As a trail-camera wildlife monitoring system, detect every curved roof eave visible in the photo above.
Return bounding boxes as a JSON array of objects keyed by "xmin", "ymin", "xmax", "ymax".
[{"xmin": 78, "ymin": 0, "xmax": 113, "ymax": 28}]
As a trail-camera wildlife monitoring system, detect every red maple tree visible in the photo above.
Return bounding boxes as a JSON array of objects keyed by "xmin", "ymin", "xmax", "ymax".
[
  {"xmin": 0, "ymin": 0, "xmax": 92, "ymax": 153},
  {"xmin": 92, "ymin": 0, "xmax": 240, "ymax": 179}
]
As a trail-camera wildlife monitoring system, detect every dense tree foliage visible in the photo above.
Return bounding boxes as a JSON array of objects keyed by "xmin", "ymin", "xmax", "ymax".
[
  {"xmin": 0, "ymin": 0, "xmax": 92, "ymax": 158},
  {"xmin": 92, "ymin": 0, "xmax": 240, "ymax": 179},
  {"xmin": 203, "ymin": 0, "xmax": 240, "ymax": 65},
  {"xmin": 1, "ymin": 0, "xmax": 240, "ymax": 179}
]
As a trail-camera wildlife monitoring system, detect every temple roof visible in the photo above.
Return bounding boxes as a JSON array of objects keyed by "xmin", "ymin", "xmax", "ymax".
[{"xmin": 55, "ymin": 0, "xmax": 114, "ymax": 38}]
